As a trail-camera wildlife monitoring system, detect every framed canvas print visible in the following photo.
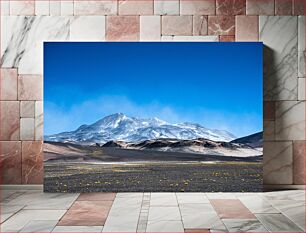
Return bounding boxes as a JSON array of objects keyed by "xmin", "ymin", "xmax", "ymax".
[{"xmin": 44, "ymin": 42, "xmax": 263, "ymax": 192}]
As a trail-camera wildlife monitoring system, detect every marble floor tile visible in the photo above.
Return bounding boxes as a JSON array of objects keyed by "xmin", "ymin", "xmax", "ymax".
[
  {"xmin": 6, "ymin": 191, "xmax": 79, "ymax": 210},
  {"xmin": 111, "ymin": 194, "xmax": 143, "ymax": 208},
  {"xmin": 179, "ymin": 203, "xmax": 216, "ymax": 214},
  {"xmin": 150, "ymin": 193, "xmax": 178, "ymax": 206},
  {"xmin": 176, "ymin": 193, "xmax": 210, "ymax": 204},
  {"xmin": 0, "ymin": 190, "xmax": 17, "ymax": 201},
  {"xmin": 52, "ymin": 226, "xmax": 103, "ymax": 232},
  {"xmin": 102, "ymin": 197, "xmax": 142, "ymax": 232},
  {"xmin": 148, "ymin": 206, "xmax": 181, "ymax": 221},
  {"xmin": 146, "ymin": 220, "xmax": 184, "ymax": 233},
  {"xmin": 58, "ymin": 201, "xmax": 113, "ymax": 226},
  {"xmin": 210, "ymin": 199, "xmax": 256, "ymax": 219},
  {"xmin": 0, "ymin": 209, "xmax": 66, "ymax": 232},
  {"xmin": 181, "ymin": 209, "xmax": 223, "ymax": 229},
  {"xmin": 1, "ymin": 191, "xmax": 27, "ymax": 203},
  {"xmin": 222, "ymin": 219, "xmax": 269, "ymax": 232},
  {"xmin": 209, "ymin": 220, "xmax": 228, "ymax": 232},
  {"xmin": 238, "ymin": 196, "xmax": 279, "ymax": 214},
  {"xmin": 0, "ymin": 204, "xmax": 25, "ymax": 223},
  {"xmin": 206, "ymin": 193, "xmax": 237, "ymax": 199},
  {"xmin": 115, "ymin": 192, "xmax": 143, "ymax": 198},
  {"xmin": 77, "ymin": 192, "xmax": 116, "ymax": 201},
  {"xmin": 256, "ymin": 214, "xmax": 304, "ymax": 232},
  {"xmin": 268, "ymin": 200, "xmax": 305, "ymax": 230},
  {"xmin": 261, "ymin": 190, "xmax": 305, "ymax": 201},
  {"xmin": 19, "ymin": 220, "xmax": 58, "ymax": 232}
]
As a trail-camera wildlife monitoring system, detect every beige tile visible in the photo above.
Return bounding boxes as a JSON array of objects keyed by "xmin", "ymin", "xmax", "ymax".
[
  {"xmin": 154, "ymin": 0, "xmax": 179, "ymax": 15},
  {"xmin": 20, "ymin": 101, "xmax": 35, "ymax": 118},
  {"xmin": 20, "ymin": 118, "xmax": 35, "ymax": 140},
  {"xmin": 106, "ymin": 16, "xmax": 139, "ymax": 41},
  {"xmin": 246, "ymin": 0, "xmax": 274, "ymax": 15},
  {"xmin": 74, "ymin": 1, "xmax": 117, "ymax": 15},
  {"xmin": 35, "ymin": 0, "xmax": 50, "ymax": 15},
  {"xmin": 70, "ymin": 16, "xmax": 106, "ymax": 41},
  {"xmin": 119, "ymin": 0, "xmax": 153, "ymax": 15},
  {"xmin": 10, "ymin": 0, "xmax": 34, "ymax": 15},
  {"xmin": 162, "ymin": 16, "xmax": 192, "ymax": 36},
  {"xmin": 140, "ymin": 16, "xmax": 161, "ymax": 41},
  {"xmin": 0, "ymin": 101, "xmax": 20, "ymax": 140},
  {"xmin": 0, "ymin": 68, "xmax": 18, "ymax": 100},
  {"xmin": 236, "ymin": 16, "xmax": 258, "ymax": 41},
  {"xmin": 180, "ymin": 0, "xmax": 215, "ymax": 15},
  {"xmin": 18, "ymin": 75, "xmax": 43, "ymax": 101},
  {"xmin": 193, "ymin": 16, "xmax": 208, "ymax": 36}
]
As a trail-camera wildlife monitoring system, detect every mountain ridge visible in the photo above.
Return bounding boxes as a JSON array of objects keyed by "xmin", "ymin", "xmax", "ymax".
[{"xmin": 45, "ymin": 113, "xmax": 238, "ymax": 144}]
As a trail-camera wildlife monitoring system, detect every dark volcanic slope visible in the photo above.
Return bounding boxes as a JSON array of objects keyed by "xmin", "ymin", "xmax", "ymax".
[
  {"xmin": 231, "ymin": 132, "xmax": 262, "ymax": 148},
  {"xmin": 44, "ymin": 141, "xmax": 262, "ymax": 163}
]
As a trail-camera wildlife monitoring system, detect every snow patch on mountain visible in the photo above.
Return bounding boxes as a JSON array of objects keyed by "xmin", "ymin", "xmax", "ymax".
[{"xmin": 45, "ymin": 113, "xmax": 237, "ymax": 143}]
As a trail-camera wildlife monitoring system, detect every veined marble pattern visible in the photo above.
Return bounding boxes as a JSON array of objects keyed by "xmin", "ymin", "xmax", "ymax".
[
  {"xmin": 1, "ymin": 204, "xmax": 25, "ymax": 223},
  {"xmin": 222, "ymin": 219, "xmax": 268, "ymax": 232},
  {"xmin": 1, "ymin": 16, "xmax": 70, "ymax": 74},
  {"xmin": 275, "ymin": 101, "xmax": 305, "ymax": 140},
  {"xmin": 260, "ymin": 16, "xmax": 298, "ymax": 101},
  {"xmin": 268, "ymin": 199, "xmax": 305, "ymax": 230},
  {"xmin": 256, "ymin": 213, "xmax": 304, "ymax": 232},
  {"xmin": 298, "ymin": 16, "xmax": 305, "ymax": 78},
  {"xmin": 263, "ymin": 141, "xmax": 293, "ymax": 184}
]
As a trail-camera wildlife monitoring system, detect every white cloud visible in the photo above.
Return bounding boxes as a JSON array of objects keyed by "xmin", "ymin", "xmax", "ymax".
[{"xmin": 44, "ymin": 95, "xmax": 262, "ymax": 138}]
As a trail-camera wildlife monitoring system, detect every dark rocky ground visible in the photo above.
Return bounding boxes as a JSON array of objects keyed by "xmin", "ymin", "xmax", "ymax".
[{"xmin": 44, "ymin": 161, "xmax": 262, "ymax": 193}]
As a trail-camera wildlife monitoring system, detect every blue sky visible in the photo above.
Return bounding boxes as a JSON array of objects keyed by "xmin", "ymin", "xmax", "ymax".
[{"xmin": 44, "ymin": 42, "xmax": 262, "ymax": 137}]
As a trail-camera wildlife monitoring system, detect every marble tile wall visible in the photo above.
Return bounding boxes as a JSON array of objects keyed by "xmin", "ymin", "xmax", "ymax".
[{"xmin": 0, "ymin": 0, "xmax": 305, "ymax": 185}]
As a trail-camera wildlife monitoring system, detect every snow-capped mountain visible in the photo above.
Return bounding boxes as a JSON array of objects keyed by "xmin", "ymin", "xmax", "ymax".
[{"xmin": 45, "ymin": 113, "xmax": 237, "ymax": 143}]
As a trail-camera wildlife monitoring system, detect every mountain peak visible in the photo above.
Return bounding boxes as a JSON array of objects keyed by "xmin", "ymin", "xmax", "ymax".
[{"xmin": 45, "ymin": 113, "xmax": 237, "ymax": 143}]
